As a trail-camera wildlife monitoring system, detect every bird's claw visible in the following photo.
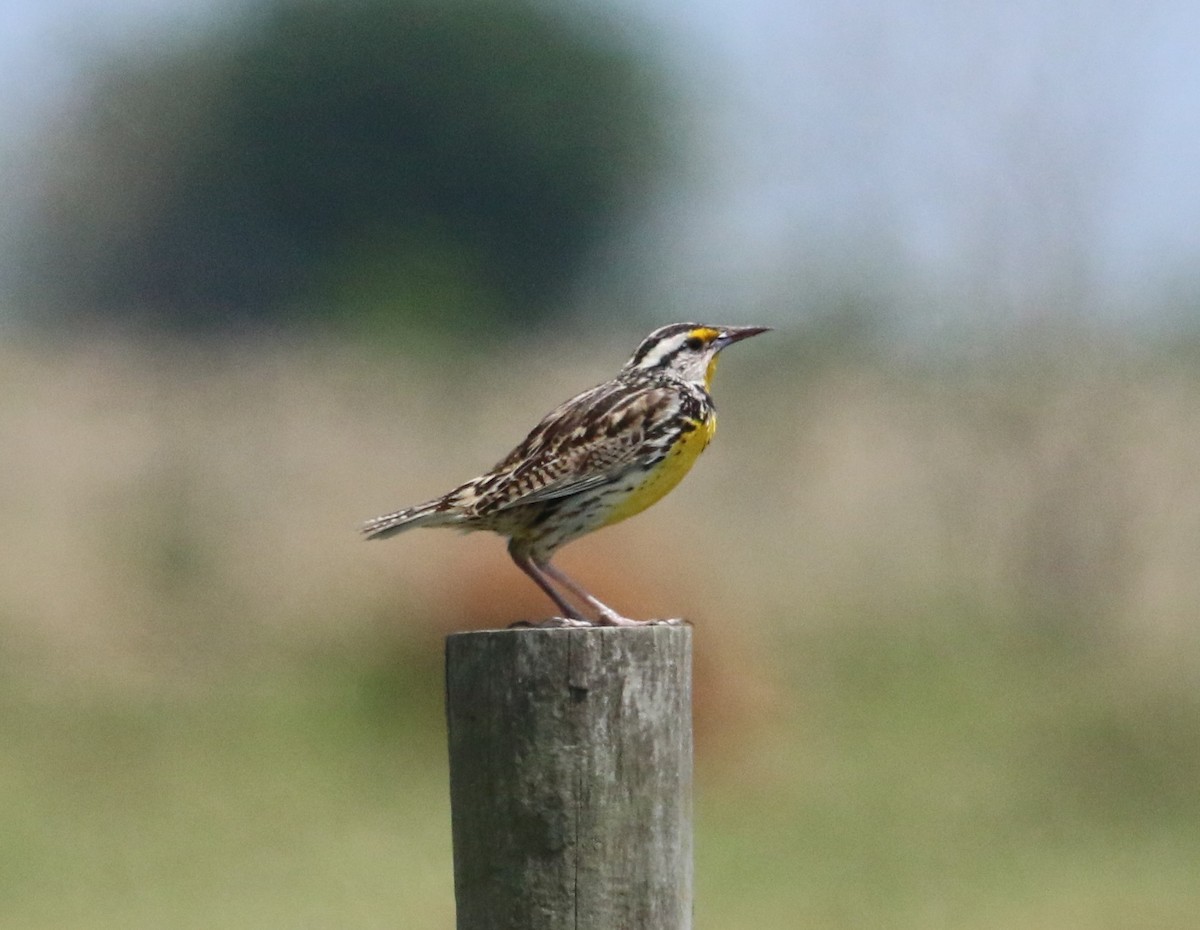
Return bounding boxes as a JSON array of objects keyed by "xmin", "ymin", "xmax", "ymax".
[
  {"xmin": 593, "ymin": 613, "xmax": 687, "ymax": 628},
  {"xmin": 509, "ymin": 616, "xmax": 594, "ymax": 629},
  {"xmin": 507, "ymin": 616, "xmax": 687, "ymax": 630}
]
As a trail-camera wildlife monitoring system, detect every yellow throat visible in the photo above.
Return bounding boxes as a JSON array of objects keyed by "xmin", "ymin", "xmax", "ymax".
[{"xmin": 705, "ymin": 354, "xmax": 719, "ymax": 390}]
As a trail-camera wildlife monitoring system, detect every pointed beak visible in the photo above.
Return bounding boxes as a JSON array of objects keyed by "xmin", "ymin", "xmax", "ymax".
[{"xmin": 716, "ymin": 325, "xmax": 771, "ymax": 349}]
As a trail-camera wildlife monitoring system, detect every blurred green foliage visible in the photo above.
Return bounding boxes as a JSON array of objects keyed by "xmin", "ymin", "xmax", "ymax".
[{"xmin": 19, "ymin": 0, "xmax": 667, "ymax": 334}]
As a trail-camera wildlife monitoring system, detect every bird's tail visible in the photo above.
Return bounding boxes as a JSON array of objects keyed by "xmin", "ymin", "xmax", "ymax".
[{"xmin": 361, "ymin": 498, "xmax": 460, "ymax": 540}]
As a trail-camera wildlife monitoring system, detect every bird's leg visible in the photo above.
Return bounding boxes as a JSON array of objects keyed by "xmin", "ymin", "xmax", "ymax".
[
  {"xmin": 508, "ymin": 548, "xmax": 593, "ymax": 627},
  {"xmin": 538, "ymin": 561, "xmax": 648, "ymax": 627}
]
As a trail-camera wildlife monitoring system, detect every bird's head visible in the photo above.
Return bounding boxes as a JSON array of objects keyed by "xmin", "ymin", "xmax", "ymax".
[{"xmin": 623, "ymin": 322, "xmax": 770, "ymax": 389}]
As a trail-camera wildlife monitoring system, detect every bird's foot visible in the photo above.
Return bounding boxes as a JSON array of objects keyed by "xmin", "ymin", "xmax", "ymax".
[
  {"xmin": 509, "ymin": 616, "xmax": 594, "ymax": 629},
  {"xmin": 508, "ymin": 615, "xmax": 687, "ymax": 630},
  {"xmin": 589, "ymin": 608, "xmax": 640, "ymax": 627},
  {"xmin": 592, "ymin": 610, "xmax": 686, "ymax": 628}
]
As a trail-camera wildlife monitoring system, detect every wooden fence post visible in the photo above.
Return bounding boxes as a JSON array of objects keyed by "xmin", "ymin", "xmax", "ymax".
[{"xmin": 445, "ymin": 624, "xmax": 693, "ymax": 930}]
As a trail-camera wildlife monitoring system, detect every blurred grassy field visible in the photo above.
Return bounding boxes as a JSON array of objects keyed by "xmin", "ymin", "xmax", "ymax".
[{"xmin": 3, "ymin": 330, "xmax": 1200, "ymax": 928}]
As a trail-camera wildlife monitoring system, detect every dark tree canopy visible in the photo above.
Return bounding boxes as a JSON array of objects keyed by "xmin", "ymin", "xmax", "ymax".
[{"xmin": 20, "ymin": 0, "xmax": 668, "ymax": 333}]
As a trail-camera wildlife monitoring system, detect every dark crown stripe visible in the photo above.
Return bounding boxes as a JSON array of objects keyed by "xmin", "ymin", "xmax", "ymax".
[{"xmin": 628, "ymin": 322, "xmax": 698, "ymax": 368}]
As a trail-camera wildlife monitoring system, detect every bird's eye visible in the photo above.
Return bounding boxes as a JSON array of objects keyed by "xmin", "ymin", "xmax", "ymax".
[{"xmin": 683, "ymin": 336, "xmax": 704, "ymax": 351}]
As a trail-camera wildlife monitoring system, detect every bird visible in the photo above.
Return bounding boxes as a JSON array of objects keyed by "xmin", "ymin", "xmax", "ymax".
[{"xmin": 362, "ymin": 322, "xmax": 769, "ymax": 626}]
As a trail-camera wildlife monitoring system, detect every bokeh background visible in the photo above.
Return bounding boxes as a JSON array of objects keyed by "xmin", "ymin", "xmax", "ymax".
[{"xmin": 4, "ymin": 0, "xmax": 1200, "ymax": 927}]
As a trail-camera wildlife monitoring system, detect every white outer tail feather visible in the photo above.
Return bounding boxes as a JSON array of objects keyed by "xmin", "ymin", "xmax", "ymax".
[{"xmin": 361, "ymin": 500, "xmax": 458, "ymax": 539}]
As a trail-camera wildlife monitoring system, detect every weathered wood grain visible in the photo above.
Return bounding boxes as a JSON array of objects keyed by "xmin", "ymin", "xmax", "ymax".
[{"xmin": 445, "ymin": 624, "xmax": 693, "ymax": 930}]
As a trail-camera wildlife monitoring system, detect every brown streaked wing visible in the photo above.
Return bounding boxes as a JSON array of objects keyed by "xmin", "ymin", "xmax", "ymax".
[{"xmin": 470, "ymin": 378, "xmax": 681, "ymax": 514}]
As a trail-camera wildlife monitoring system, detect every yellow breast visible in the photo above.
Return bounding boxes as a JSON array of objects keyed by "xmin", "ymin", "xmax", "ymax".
[{"xmin": 601, "ymin": 414, "xmax": 716, "ymax": 527}]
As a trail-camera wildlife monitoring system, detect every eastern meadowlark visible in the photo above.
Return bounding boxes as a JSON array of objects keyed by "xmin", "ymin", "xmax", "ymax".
[{"xmin": 362, "ymin": 322, "xmax": 769, "ymax": 626}]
